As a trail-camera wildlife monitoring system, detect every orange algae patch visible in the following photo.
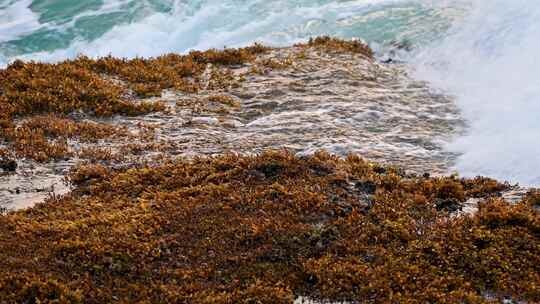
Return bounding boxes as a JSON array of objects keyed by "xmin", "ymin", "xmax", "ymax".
[
  {"xmin": 0, "ymin": 43, "xmax": 269, "ymax": 119},
  {"xmin": 0, "ymin": 60, "xmax": 161, "ymax": 117},
  {"xmin": 3, "ymin": 126, "xmax": 71, "ymax": 162},
  {"xmin": 0, "ymin": 151, "xmax": 537, "ymax": 303},
  {"xmin": 0, "ymin": 42, "xmax": 275, "ymax": 162},
  {"xmin": 298, "ymin": 36, "xmax": 374, "ymax": 59},
  {"xmin": 72, "ymin": 44, "xmax": 269, "ymax": 97},
  {"xmin": 0, "ymin": 115, "xmax": 136, "ymax": 162},
  {"xmin": 19, "ymin": 115, "xmax": 130, "ymax": 142},
  {"xmin": 524, "ymin": 190, "xmax": 540, "ymax": 210}
]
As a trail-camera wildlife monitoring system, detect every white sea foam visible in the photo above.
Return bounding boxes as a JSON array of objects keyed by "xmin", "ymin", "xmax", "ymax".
[
  {"xmin": 3, "ymin": 0, "xmax": 457, "ymax": 63},
  {"xmin": 0, "ymin": 0, "xmax": 40, "ymax": 42},
  {"xmin": 413, "ymin": 0, "xmax": 540, "ymax": 186}
]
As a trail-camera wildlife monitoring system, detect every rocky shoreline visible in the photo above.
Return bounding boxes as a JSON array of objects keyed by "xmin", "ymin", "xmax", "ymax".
[
  {"xmin": 1, "ymin": 37, "xmax": 463, "ymax": 210},
  {"xmin": 0, "ymin": 38, "xmax": 538, "ymax": 303}
]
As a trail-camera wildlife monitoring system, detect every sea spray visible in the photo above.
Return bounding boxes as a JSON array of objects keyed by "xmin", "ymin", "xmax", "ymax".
[{"xmin": 413, "ymin": 0, "xmax": 540, "ymax": 186}]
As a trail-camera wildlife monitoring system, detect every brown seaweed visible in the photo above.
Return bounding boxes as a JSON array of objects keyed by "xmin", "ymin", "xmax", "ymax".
[{"xmin": 0, "ymin": 151, "xmax": 536, "ymax": 303}]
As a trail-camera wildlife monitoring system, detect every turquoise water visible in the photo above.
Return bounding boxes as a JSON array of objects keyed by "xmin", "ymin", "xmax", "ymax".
[
  {"xmin": 0, "ymin": 0, "xmax": 466, "ymax": 64},
  {"xmin": 2, "ymin": 0, "xmax": 540, "ymax": 186}
]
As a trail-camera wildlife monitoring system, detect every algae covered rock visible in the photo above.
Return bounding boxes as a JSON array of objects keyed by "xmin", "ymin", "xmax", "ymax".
[{"xmin": 0, "ymin": 151, "xmax": 537, "ymax": 303}]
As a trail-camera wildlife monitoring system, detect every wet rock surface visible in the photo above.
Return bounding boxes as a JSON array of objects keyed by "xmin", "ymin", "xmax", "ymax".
[
  {"xmin": 0, "ymin": 157, "xmax": 16, "ymax": 172},
  {"xmin": 0, "ymin": 40, "xmax": 512, "ymax": 210}
]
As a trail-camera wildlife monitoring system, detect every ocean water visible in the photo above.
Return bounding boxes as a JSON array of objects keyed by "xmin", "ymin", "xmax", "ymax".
[
  {"xmin": 0, "ymin": 0, "xmax": 465, "ymax": 62},
  {"xmin": 0, "ymin": 0, "xmax": 538, "ymax": 186},
  {"xmin": 413, "ymin": 0, "xmax": 540, "ymax": 186}
]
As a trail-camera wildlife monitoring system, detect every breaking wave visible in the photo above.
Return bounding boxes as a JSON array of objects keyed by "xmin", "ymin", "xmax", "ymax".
[{"xmin": 413, "ymin": 0, "xmax": 540, "ymax": 185}]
